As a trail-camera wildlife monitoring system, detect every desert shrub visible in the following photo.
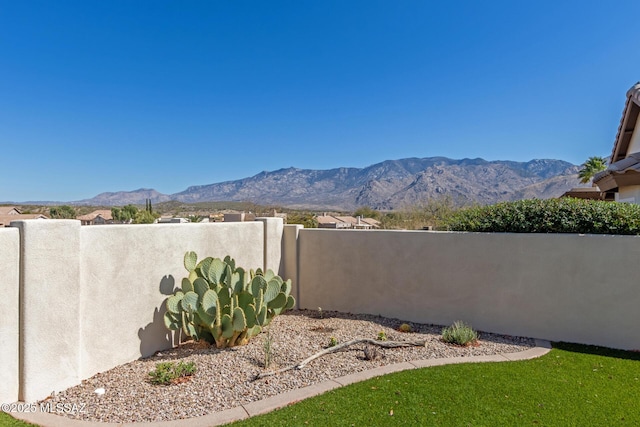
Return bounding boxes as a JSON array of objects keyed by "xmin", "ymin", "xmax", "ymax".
[
  {"xmin": 398, "ymin": 323, "xmax": 413, "ymax": 333},
  {"xmin": 49, "ymin": 205, "xmax": 76, "ymax": 219},
  {"xmin": 148, "ymin": 361, "xmax": 196, "ymax": 385},
  {"xmin": 263, "ymin": 328, "xmax": 274, "ymax": 369},
  {"xmin": 354, "ymin": 206, "xmax": 382, "ymax": 221},
  {"xmin": 381, "ymin": 196, "xmax": 463, "ymax": 230},
  {"xmin": 286, "ymin": 212, "xmax": 318, "ymax": 228},
  {"xmin": 444, "ymin": 198, "xmax": 640, "ymax": 234},
  {"xmin": 441, "ymin": 321, "xmax": 478, "ymax": 346}
]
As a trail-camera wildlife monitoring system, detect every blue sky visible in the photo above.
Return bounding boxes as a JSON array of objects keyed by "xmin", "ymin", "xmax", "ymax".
[{"xmin": 2, "ymin": 1, "xmax": 640, "ymax": 202}]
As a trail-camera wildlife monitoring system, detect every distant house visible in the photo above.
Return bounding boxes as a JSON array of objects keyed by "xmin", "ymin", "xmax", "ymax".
[
  {"xmin": 223, "ymin": 211, "xmax": 256, "ymax": 222},
  {"xmin": 317, "ymin": 214, "xmax": 351, "ymax": 229},
  {"xmin": 0, "ymin": 206, "xmax": 22, "ymax": 216},
  {"xmin": 593, "ymin": 83, "xmax": 640, "ymax": 203},
  {"xmin": 317, "ymin": 214, "xmax": 380, "ymax": 229},
  {"xmin": 0, "ymin": 206, "xmax": 49, "ymax": 227},
  {"xmin": 359, "ymin": 217, "xmax": 382, "ymax": 228},
  {"xmin": 221, "ymin": 209, "xmax": 287, "ymax": 222},
  {"xmin": 335, "ymin": 215, "xmax": 380, "ymax": 229},
  {"xmin": 77, "ymin": 210, "xmax": 114, "ymax": 225},
  {"xmin": 157, "ymin": 217, "xmax": 189, "ymax": 224},
  {"xmin": 560, "ymin": 187, "xmax": 612, "ymax": 201}
]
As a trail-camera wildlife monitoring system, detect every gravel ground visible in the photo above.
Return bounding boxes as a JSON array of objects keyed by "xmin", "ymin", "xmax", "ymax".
[{"xmin": 42, "ymin": 309, "xmax": 535, "ymax": 423}]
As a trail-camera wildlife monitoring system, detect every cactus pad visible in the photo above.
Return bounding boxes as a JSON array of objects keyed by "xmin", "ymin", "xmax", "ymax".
[
  {"xmin": 184, "ymin": 251, "xmax": 197, "ymax": 272},
  {"xmin": 162, "ymin": 252, "xmax": 294, "ymax": 348}
]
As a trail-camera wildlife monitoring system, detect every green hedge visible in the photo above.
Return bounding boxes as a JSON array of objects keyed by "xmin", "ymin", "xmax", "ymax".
[{"xmin": 443, "ymin": 198, "xmax": 640, "ymax": 234}]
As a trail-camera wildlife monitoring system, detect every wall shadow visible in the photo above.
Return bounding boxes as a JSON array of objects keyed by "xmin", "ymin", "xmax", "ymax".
[
  {"xmin": 159, "ymin": 274, "xmax": 177, "ymax": 295},
  {"xmin": 138, "ymin": 275, "xmax": 181, "ymax": 358}
]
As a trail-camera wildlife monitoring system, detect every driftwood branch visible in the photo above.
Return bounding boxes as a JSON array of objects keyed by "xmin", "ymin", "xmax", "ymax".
[{"xmin": 254, "ymin": 338, "xmax": 427, "ymax": 380}]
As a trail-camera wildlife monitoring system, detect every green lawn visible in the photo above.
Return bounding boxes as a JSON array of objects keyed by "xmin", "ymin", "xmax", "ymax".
[
  {"xmin": 0, "ymin": 414, "xmax": 37, "ymax": 427},
  {"xmin": 2, "ymin": 343, "xmax": 639, "ymax": 427},
  {"xmin": 227, "ymin": 343, "xmax": 640, "ymax": 427}
]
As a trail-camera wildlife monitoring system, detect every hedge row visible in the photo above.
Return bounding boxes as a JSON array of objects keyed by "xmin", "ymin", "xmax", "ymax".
[{"xmin": 444, "ymin": 198, "xmax": 640, "ymax": 234}]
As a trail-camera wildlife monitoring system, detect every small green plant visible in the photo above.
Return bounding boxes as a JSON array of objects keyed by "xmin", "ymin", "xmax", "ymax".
[
  {"xmin": 328, "ymin": 337, "xmax": 338, "ymax": 347},
  {"xmin": 377, "ymin": 330, "xmax": 387, "ymax": 341},
  {"xmin": 398, "ymin": 323, "xmax": 413, "ymax": 333},
  {"xmin": 148, "ymin": 361, "xmax": 196, "ymax": 385},
  {"xmin": 173, "ymin": 361, "xmax": 196, "ymax": 377},
  {"xmin": 263, "ymin": 328, "xmax": 274, "ymax": 369},
  {"xmin": 148, "ymin": 362, "xmax": 174, "ymax": 385},
  {"xmin": 318, "ymin": 307, "xmax": 323, "ymax": 319},
  {"xmin": 441, "ymin": 321, "xmax": 478, "ymax": 346}
]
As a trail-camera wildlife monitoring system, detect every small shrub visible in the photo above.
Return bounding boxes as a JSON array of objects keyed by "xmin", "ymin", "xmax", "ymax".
[
  {"xmin": 148, "ymin": 362, "xmax": 174, "ymax": 385},
  {"xmin": 328, "ymin": 337, "xmax": 338, "ymax": 347},
  {"xmin": 398, "ymin": 323, "xmax": 413, "ymax": 333},
  {"xmin": 380, "ymin": 195, "xmax": 461, "ymax": 230},
  {"xmin": 173, "ymin": 361, "xmax": 196, "ymax": 377},
  {"xmin": 149, "ymin": 361, "xmax": 196, "ymax": 385},
  {"xmin": 263, "ymin": 329, "xmax": 274, "ymax": 369},
  {"xmin": 286, "ymin": 212, "xmax": 318, "ymax": 228},
  {"xmin": 441, "ymin": 321, "xmax": 478, "ymax": 346},
  {"xmin": 377, "ymin": 330, "xmax": 388, "ymax": 341},
  {"xmin": 363, "ymin": 345, "xmax": 382, "ymax": 361}
]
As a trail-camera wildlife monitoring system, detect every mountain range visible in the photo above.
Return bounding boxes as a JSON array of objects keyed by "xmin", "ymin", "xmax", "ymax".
[{"xmin": 72, "ymin": 157, "xmax": 585, "ymax": 211}]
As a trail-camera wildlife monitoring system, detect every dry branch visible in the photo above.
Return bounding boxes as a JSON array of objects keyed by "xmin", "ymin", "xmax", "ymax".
[{"xmin": 254, "ymin": 338, "xmax": 427, "ymax": 380}]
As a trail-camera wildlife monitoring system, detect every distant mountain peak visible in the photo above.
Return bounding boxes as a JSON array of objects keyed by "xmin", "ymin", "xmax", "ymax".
[{"xmin": 76, "ymin": 156, "xmax": 580, "ymax": 209}]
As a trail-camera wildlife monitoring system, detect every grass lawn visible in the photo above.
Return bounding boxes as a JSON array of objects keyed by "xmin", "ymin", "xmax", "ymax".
[
  {"xmin": 227, "ymin": 343, "xmax": 640, "ymax": 427},
  {"xmin": 2, "ymin": 343, "xmax": 638, "ymax": 427},
  {"xmin": 0, "ymin": 414, "xmax": 38, "ymax": 427}
]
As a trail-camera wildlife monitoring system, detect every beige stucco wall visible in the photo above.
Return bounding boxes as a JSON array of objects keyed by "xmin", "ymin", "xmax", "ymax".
[
  {"xmin": 282, "ymin": 224, "xmax": 303, "ymax": 304},
  {"xmin": 298, "ymin": 229, "xmax": 640, "ymax": 350},
  {"xmin": 0, "ymin": 228, "xmax": 20, "ymax": 403},
  {"xmin": 624, "ymin": 112, "xmax": 640, "ymax": 154},
  {"xmin": 9, "ymin": 218, "xmax": 640, "ymax": 402},
  {"xmin": 257, "ymin": 218, "xmax": 284, "ymax": 274},
  {"xmin": 616, "ymin": 185, "xmax": 640, "ymax": 203},
  {"xmin": 9, "ymin": 219, "xmax": 281, "ymax": 402},
  {"xmin": 78, "ymin": 221, "xmax": 266, "ymax": 382},
  {"xmin": 11, "ymin": 220, "xmax": 83, "ymax": 403}
]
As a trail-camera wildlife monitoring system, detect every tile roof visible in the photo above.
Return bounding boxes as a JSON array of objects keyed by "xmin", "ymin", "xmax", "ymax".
[
  {"xmin": 335, "ymin": 216, "xmax": 358, "ymax": 224},
  {"xmin": 0, "ymin": 214, "xmax": 48, "ymax": 226},
  {"xmin": 77, "ymin": 210, "xmax": 114, "ymax": 221},
  {"xmin": 629, "ymin": 82, "xmax": 640, "ymax": 106},
  {"xmin": 560, "ymin": 187, "xmax": 605, "ymax": 200},
  {"xmin": 594, "ymin": 151, "xmax": 640, "ymax": 182},
  {"xmin": 0, "ymin": 206, "xmax": 21, "ymax": 215},
  {"xmin": 316, "ymin": 215, "xmax": 380, "ymax": 228},
  {"xmin": 316, "ymin": 215, "xmax": 342, "ymax": 224},
  {"xmin": 609, "ymin": 82, "xmax": 640, "ymax": 163},
  {"xmin": 360, "ymin": 217, "xmax": 381, "ymax": 227}
]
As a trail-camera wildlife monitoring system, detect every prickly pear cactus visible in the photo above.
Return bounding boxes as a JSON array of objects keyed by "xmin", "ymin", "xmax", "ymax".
[{"xmin": 163, "ymin": 251, "xmax": 296, "ymax": 348}]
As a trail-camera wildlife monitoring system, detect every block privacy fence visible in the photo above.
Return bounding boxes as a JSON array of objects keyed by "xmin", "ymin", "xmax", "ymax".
[{"xmin": 1, "ymin": 219, "xmax": 639, "ymax": 404}]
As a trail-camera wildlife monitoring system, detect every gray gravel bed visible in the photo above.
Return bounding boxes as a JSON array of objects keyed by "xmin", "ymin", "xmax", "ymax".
[{"xmin": 42, "ymin": 309, "xmax": 535, "ymax": 423}]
